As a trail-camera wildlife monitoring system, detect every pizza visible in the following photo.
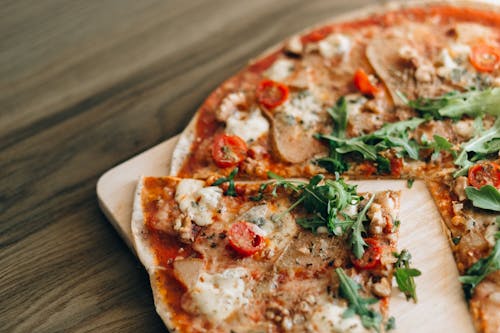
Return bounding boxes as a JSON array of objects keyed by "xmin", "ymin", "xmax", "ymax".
[
  {"xmin": 133, "ymin": 176, "xmax": 404, "ymax": 332},
  {"xmin": 131, "ymin": 2, "xmax": 500, "ymax": 333}
]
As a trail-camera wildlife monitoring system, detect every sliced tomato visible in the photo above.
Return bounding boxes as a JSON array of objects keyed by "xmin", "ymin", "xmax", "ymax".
[
  {"xmin": 353, "ymin": 68, "xmax": 378, "ymax": 96},
  {"xmin": 468, "ymin": 161, "xmax": 500, "ymax": 189},
  {"xmin": 212, "ymin": 134, "xmax": 248, "ymax": 168},
  {"xmin": 352, "ymin": 238, "xmax": 382, "ymax": 270},
  {"xmin": 256, "ymin": 79, "xmax": 289, "ymax": 109},
  {"xmin": 227, "ymin": 221, "xmax": 265, "ymax": 257},
  {"xmin": 469, "ymin": 43, "xmax": 500, "ymax": 73}
]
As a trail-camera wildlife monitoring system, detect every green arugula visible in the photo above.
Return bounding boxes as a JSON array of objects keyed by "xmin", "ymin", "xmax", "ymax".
[
  {"xmin": 261, "ymin": 173, "xmax": 376, "ymax": 258},
  {"xmin": 402, "ymin": 88, "xmax": 500, "ymax": 120},
  {"xmin": 336, "ymin": 268, "xmax": 384, "ymax": 332},
  {"xmin": 422, "ymin": 134, "xmax": 456, "ymax": 161},
  {"xmin": 393, "ymin": 250, "xmax": 422, "ymax": 302},
  {"xmin": 212, "ymin": 167, "xmax": 239, "ymax": 196},
  {"xmin": 459, "ymin": 238, "xmax": 500, "ymax": 299},
  {"xmin": 350, "ymin": 194, "xmax": 375, "ymax": 259},
  {"xmin": 454, "ymin": 119, "xmax": 500, "ymax": 177},
  {"xmin": 318, "ymin": 112, "xmax": 424, "ymax": 172},
  {"xmin": 316, "ymin": 97, "xmax": 349, "ymax": 173},
  {"xmin": 464, "ymin": 185, "xmax": 500, "ymax": 212}
]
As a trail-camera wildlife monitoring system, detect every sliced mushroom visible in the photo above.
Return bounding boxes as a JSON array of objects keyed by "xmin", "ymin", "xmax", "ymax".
[
  {"xmin": 366, "ymin": 35, "xmax": 419, "ymax": 105},
  {"xmin": 173, "ymin": 258, "xmax": 204, "ymax": 290},
  {"xmin": 268, "ymin": 113, "xmax": 327, "ymax": 163}
]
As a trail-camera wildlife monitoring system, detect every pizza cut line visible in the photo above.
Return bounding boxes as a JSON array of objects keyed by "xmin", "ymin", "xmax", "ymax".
[{"xmin": 131, "ymin": 3, "xmax": 500, "ymax": 333}]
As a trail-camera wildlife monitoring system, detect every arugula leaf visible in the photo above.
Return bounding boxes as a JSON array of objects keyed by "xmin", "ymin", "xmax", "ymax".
[
  {"xmin": 406, "ymin": 178, "xmax": 415, "ymax": 189},
  {"xmin": 350, "ymin": 194, "xmax": 375, "ymax": 259},
  {"xmin": 336, "ymin": 268, "xmax": 383, "ymax": 332},
  {"xmin": 317, "ymin": 97, "xmax": 349, "ymax": 173},
  {"xmin": 460, "ymin": 239, "xmax": 500, "ymax": 299},
  {"xmin": 212, "ymin": 167, "xmax": 239, "ymax": 196},
  {"xmin": 464, "ymin": 185, "xmax": 500, "ymax": 212},
  {"xmin": 426, "ymin": 135, "xmax": 456, "ymax": 161},
  {"xmin": 453, "ymin": 119, "xmax": 500, "ymax": 177},
  {"xmin": 318, "ymin": 106, "xmax": 425, "ymax": 169},
  {"xmin": 393, "ymin": 250, "xmax": 422, "ymax": 302},
  {"xmin": 405, "ymin": 88, "xmax": 500, "ymax": 119}
]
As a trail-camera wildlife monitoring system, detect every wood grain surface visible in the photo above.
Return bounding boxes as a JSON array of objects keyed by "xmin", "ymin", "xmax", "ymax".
[{"xmin": 1, "ymin": 1, "xmax": 397, "ymax": 332}]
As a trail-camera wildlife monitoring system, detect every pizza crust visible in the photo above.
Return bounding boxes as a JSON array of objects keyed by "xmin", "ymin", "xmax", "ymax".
[{"xmin": 131, "ymin": 176, "xmax": 178, "ymax": 332}]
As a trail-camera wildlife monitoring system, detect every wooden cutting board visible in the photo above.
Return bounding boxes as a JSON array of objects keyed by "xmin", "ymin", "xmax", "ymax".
[{"xmin": 97, "ymin": 135, "xmax": 475, "ymax": 333}]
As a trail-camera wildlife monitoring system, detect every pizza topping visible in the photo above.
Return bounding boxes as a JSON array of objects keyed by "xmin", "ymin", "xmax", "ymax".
[
  {"xmin": 393, "ymin": 249, "xmax": 422, "ymax": 302},
  {"xmin": 464, "ymin": 185, "xmax": 500, "ymax": 212},
  {"xmin": 279, "ymin": 91, "xmax": 322, "ymax": 129},
  {"xmin": 216, "ymin": 92, "xmax": 247, "ymax": 122},
  {"xmin": 188, "ymin": 267, "xmax": 250, "ymax": 322},
  {"xmin": 317, "ymin": 33, "xmax": 351, "ymax": 59},
  {"xmin": 173, "ymin": 258, "xmax": 204, "ymax": 290},
  {"xmin": 352, "ymin": 238, "xmax": 382, "ymax": 270},
  {"xmin": 469, "ymin": 43, "xmax": 500, "ymax": 73},
  {"xmin": 227, "ymin": 221, "xmax": 266, "ymax": 257},
  {"xmin": 404, "ymin": 88, "xmax": 500, "ymax": 120},
  {"xmin": 212, "ymin": 133, "xmax": 248, "ymax": 168},
  {"xmin": 266, "ymin": 58, "xmax": 295, "ymax": 82},
  {"xmin": 175, "ymin": 179, "xmax": 223, "ymax": 226},
  {"xmin": 309, "ymin": 301, "xmax": 369, "ymax": 333},
  {"xmin": 335, "ymin": 268, "xmax": 384, "ymax": 331},
  {"xmin": 284, "ymin": 35, "xmax": 303, "ymax": 56},
  {"xmin": 367, "ymin": 203, "xmax": 386, "ymax": 235},
  {"xmin": 225, "ymin": 109, "xmax": 269, "ymax": 143},
  {"xmin": 212, "ymin": 167, "xmax": 239, "ymax": 196},
  {"xmin": 468, "ymin": 162, "xmax": 500, "ymax": 189},
  {"xmin": 353, "ymin": 69, "xmax": 378, "ymax": 96},
  {"xmin": 453, "ymin": 176, "xmax": 469, "ymax": 202},
  {"xmin": 256, "ymin": 79, "xmax": 289, "ymax": 109},
  {"xmin": 460, "ymin": 237, "xmax": 500, "ymax": 299}
]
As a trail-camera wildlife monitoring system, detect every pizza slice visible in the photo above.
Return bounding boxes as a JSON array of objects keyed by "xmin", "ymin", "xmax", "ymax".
[{"xmin": 132, "ymin": 175, "xmax": 409, "ymax": 332}]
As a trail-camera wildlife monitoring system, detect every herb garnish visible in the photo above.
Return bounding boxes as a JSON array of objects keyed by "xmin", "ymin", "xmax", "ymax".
[
  {"xmin": 406, "ymin": 178, "xmax": 415, "ymax": 189},
  {"xmin": 260, "ymin": 172, "xmax": 375, "ymax": 258},
  {"xmin": 453, "ymin": 119, "xmax": 500, "ymax": 177},
  {"xmin": 393, "ymin": 250, "xmax": 421, "ymax": 302},
  {"xmin": 459, "ymin": 237, "xmax": 500, "ymax": 299},
  {"xmin": 464, "ymin": 185, "xmax": 500, "ymax": 212},
  {"xmin": 316, "ymin": 97, "xmax": 349, "ymax": 173},
  {"xmin": 400, "ymin": 87, "xmax": 500, "ymax": 120},
  {"xmin": 336, "ymin": 268, "xmax": 384, "ymax": 332},
  {"xmin": 212, "ymin": 167, "xmax": 239, "ymax": 196}
]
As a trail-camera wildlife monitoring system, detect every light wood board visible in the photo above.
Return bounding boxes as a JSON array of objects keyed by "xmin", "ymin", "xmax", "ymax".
[{"xmin": 97, "ymin": 135, "xmax": 475, "ymax": 333}]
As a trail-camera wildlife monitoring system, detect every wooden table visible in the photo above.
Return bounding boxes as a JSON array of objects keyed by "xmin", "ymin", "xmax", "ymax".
[{"xmin": 1, "ymin": 1, "xmax": 388, "ymax": 332}]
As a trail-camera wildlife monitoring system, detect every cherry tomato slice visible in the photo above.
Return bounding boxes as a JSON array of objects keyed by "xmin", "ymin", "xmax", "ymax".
[
  {"xmin": 353, "ymin": 68, "xmax": 378, "ymax": 96},
  {"xmin": 468, "ymin": 161, "xmax": 500, "ymax": 189},
  {"xmin": 212, "ymin": 134, "xmax": 248, "ymax": 168},
  {"xmin": 256, "ymin": 79, "xmax": 289, "ymax": 109},
  {"xmin": 352, "ymin": 238, "xmax": 382, "ymax": 270},
  {"xmin": 228, "ymin": 221, "xmax": 265, "ymax": 257},
  {"xmin": 390, "ymin": 157, "xmax": 404, "ymax": 177},
  {"xmin": 469, "ymin": 43, "xmax": 500, "ymax": 73}
]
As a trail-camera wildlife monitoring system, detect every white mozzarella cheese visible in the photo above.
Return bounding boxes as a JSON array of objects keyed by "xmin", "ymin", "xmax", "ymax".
[
  {"xmin": 318, "ymin": 34, "xmax": 351, "ymax": 59},
  {"xmin": 266, "ymin": 58, "xmax": 295, "ymax": 82},
  {"xmin": 190, "ymin": 268, "xmax": 249, "ymax": 323},
  {"xmin": 310, "ymin": 303, "xmax": 369, "ymax": 333},
  {"xmin": 175, "ymin": 179, "xmax": 222, "ymax": 227},
  {"xmin": 484, "ymin": 222, "xmax": 499, "ymax": 247},
  {"xmin": 225, "ymin": 109, "xmax": 269, "ymax": 143}
]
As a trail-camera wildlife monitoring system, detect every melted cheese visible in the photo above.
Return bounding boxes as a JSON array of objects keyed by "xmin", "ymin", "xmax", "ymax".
[
  {"xmin": 190, "ymin": 268, "xmax": 249, "ymax": 323},
  {"xmin": 280, "ymin": 92, "xmax": 322, "ymax": 128},
  {"xmin": 266, "ymin": 58, "xmax": 295, "ymax": 82},
  {"xmin": 318, "ymin": 34, "xmax": 351, "ymax": 59},
  {"xmin": 226, "ymin": 109, "xmax": 269, "ymax": 143},
  {"xmin": 310, "ymin": 303, "xmax": 369, "ymax": 333},
  {"xmin": 175, "ymin": 179, "xmax": 222, "ymax": 226}
]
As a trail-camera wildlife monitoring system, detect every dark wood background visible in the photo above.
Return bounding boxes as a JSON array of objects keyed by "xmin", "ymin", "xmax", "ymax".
[{"xmin": 1, "ymin": 1, "xmax": 383, "ymax": 332}]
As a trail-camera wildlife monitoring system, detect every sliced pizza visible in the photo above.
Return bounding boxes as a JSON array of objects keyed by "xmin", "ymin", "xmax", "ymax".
[{"xmin": 132, "ymin": 175, "xmax": 407, "ymax": 332}]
